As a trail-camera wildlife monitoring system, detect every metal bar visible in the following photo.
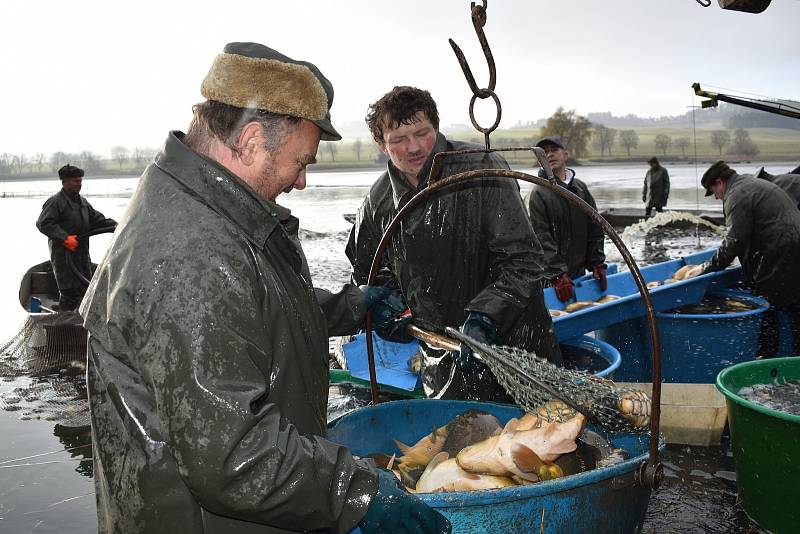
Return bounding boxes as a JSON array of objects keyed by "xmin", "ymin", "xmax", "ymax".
[
  {"xmin": 692, "ymin": 82, "xmax": 800, "ymax": 120},
  {"xmin": 407, "ymin": 324, "xmax": 461, "ymax": 352}
]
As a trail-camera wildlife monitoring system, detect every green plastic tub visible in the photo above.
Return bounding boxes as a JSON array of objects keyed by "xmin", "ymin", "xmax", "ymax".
[{"xmin": 716, "ymin": 357, "xmax": 800, "ymax": 533}]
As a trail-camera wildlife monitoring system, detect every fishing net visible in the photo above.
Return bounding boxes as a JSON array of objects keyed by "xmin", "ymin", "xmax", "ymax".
[
  {"xmin": 446, "ymin": 328, "xmax": 652, "ymax": 433},
  {"xmin": 0, "ymin": 313, "xmax": 90, "ymax": 428}
]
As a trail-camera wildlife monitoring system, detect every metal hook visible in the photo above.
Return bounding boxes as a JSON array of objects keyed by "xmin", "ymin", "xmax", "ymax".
[
  {"xmin": 448, "ymin": 0, "xmax": 496, "ymax": 98},
  {"xmin": 448, "ymin": 0, "xmax": 501, "ymax": 149}
]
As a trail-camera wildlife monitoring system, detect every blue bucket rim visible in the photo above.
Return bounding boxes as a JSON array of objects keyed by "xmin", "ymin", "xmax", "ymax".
[
  {"xmin": 561, "ymin": 334, "xmax": 621, "ymax": 378},
  {"xmin": 656, "ymin": 289, "xmax": 769, "ymax": 320},
  {"xmin": 328, "ymin": 399, "xmax": 664, "ymax": 508},
  {"xmin": 715, "ymin": 357, "xmax": 800, "ymax": 424}
]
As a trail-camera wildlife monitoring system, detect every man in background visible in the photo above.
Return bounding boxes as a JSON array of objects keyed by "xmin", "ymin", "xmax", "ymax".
[
  {"xmin": 755, "ymin": 166, "xmax": 800, "ymax": 209},
  {"xmin": 347, "ymin": 85, "xmax": 561, "ymax": 402},
  {"xmin": 527, "ymin": 136, "xmax": 606, "ymax": 303},
  {"xmin": 36, "ymin": 164, "xmax": 116, "ymax": 311},
  {"xmin": 81, "ymin": 44, "xmax": 448, "ymax": 534},
  {"xmin": 642, "ymin": 156, "xmax": 670, "ymax": 217},
  {"xmin": 702, "ymin": 160, "xmax": 800, "ymax": 357}
]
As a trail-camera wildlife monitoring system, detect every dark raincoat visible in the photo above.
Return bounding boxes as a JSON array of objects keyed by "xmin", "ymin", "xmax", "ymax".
[
  {"xmin": 526, "ymin": 169, "xmax": 606, "ymax": 279},
  {"xmin": 80, "ymin": 132, "xmax": 377, "ymax": 534},
  {"xmin": 707, "ymin": 173, "xmax": 800, "ymax": 308},
  {"xmin": 757, "ymin": 172, "xmax": 800, "ymax": 209},
  {"xmin": 642, "ymin": 165, "xmax": 670, "ymax": 210},
  {"xmin": 346, "ymin": 133, "xmax": 561, "ymax": 400},
  {"xmin": 35, "ymin": 190, "xmax": 116, "ymax": 290}
]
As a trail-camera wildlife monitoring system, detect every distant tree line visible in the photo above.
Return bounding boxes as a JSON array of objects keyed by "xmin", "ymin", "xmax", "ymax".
[{"xmin": 0, "ymin": 146, "xmax": 159, "ymax": 177}]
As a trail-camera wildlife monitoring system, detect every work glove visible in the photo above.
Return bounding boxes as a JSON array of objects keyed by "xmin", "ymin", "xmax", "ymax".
[
  {"xmin": 553, "ymin": 273, "xmax": 574, "ymax": 302},
  {"xmin": 358, "ymin": 469, "xmax": 451, "ymax": 534},
  {"xmin": 359, "ymin": 285, "xmax": 413, "ymax": 343},
  {"xmin": 455, "ymin": 311, "xmax": 497, "ymax": 373},
  {"xmin": 592, "ymin": 264, "xmax": 608, "ymax": 292},
  {"xmin": 63, "ymin": 234, "xmax": 78, "ymax": 252}
]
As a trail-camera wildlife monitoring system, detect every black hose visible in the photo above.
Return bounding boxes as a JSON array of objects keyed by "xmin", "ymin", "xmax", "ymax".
[{"xmin": 65, "ymin": 225, "xmax": 117, "ymax": 287}]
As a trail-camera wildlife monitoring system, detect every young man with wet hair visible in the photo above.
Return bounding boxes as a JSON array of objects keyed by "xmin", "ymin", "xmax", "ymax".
[
  {"xmin": 36, "ymin": 164, "xmax": 117, "ymax": 311},
  {"xmin": 526, "ymin": 136, "xmax": 606, "ymax": 303},
  {"xmin": 701, "ymin": 160, "xmax": 800, "ymax": 357},
  {"xmin": 81, "ymin": 45, "xmax": 449, "ymax": 534},
  {"xmin": 347, "ymin": 85, "xmax": 561, "ymax": 402}
]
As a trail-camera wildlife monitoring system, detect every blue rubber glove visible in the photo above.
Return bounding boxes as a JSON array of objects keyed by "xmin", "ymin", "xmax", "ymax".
[
  {"xmin": 358, "ymin": 469, "xmax": 451, "ymax": 534},
  {"xmin": 359, "ymin": 285, "xmax": 413, "ymax": 342},
  {"xmin": 456, "ymin": 311, "xmax": 497, "ymax": 372}
]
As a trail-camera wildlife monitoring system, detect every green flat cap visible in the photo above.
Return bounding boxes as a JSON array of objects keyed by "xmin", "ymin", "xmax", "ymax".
[
  {"xmin": 201, "ymin": 42, "xmax": 341, "ymax": 141},
  {"xmin": 701, "ymin": 160, "xmax": 736, "ymax": 196}
]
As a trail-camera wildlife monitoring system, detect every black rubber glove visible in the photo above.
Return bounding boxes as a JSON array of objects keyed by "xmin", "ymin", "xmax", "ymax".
[
  {"xmin": 358, "ymin": 469, "xmax": 452, "ymax": 534},
  {"xmin": 359, "ymin": 286, "xmax": 414, "ymax": 343},
  {"xmin": 455, "ymin": 311, "xmax": 497, "ymax": 372}
]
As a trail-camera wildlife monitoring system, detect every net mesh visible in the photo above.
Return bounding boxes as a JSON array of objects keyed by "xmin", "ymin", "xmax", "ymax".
[
  {"xmin": 0, "ymin": 313, "xmax": 90, "ymax": 427},
  {"xmin": 480, "ymin": 344, "xmax": 652, "ymax": 433}
]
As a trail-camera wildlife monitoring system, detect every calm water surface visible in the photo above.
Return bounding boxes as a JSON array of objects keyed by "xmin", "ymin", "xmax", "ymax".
[{"xmin": 3, "ymin": 162, "xmax": 790, "ymax": 532}]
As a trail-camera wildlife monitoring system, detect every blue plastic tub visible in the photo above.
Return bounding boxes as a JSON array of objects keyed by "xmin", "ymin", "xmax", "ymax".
[
  {"xmin": 545, "ymin": 248, "xmax": 743, "ymax": 341},
  {"xmin": 330, "ymin": 400, "xmax": 660, "ymax": 534},
  {"xmin": 561, "ymin": 335, "xmax": 621, "ymax": 379},
  {"xmin": 598, "ymin": 289, "xmax": 770, "ymax": 383}
]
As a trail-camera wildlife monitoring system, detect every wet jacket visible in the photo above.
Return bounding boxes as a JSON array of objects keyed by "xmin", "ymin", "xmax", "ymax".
[
  {"xmin": 36, "ymin": 190, "xmax": 116, "ymax": 290},
  {"xmin": 707, "ymin": 173, "xmax": 800, "ymax": 308},
  {"xmin": 81, "ymin": 132, "xmax": 377, "ymax": 534},
  {"xmin": 526, "ymin": 169, "xmax": 606, "ymax": 279},
  {"xmin": 642, "ymin": 165, "xmax": 670, "ymax": 209},
  {"xmin": 346, "ymin": 133, "xmax": 561, "ymax": 399},
  {"xmin": 757, "ymin": 172, "xmax": 800, "ymax": 209}
]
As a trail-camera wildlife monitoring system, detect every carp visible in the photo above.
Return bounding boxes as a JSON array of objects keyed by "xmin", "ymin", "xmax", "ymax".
[
  {"xmin": 564, "ymin": 301, "xmax": 597, "ymax": 313},
  {"xmin": 456, "ymin": 405, "xmax": 585, "ymax": 481},
  {"xmin": 596, "ymin": 295, "xmax": 620, "ymax": 304},
  {"xmin": 415, "ymin": 452, "xmax": 516, "ymax": 493}
]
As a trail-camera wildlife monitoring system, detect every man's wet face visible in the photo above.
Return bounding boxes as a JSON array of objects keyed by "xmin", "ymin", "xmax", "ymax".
[{"xmin": 379, "ymin": 112, "xmax": 437, "ymax": 182}]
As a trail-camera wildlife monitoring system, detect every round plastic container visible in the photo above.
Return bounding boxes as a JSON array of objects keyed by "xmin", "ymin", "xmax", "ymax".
[
  {"xmin": 598, "ymin": 290, "xmax": 770, "ymax": 383},
  {"xmin": 716, "ymin": 357, "xmax": 800, "ymax": 532}
]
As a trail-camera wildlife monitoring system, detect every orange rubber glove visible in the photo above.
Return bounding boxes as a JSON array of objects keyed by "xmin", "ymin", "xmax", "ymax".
[
  {"xmin": 592, "ymin": 265, "xmax": 608, "ymax": 292},
  {"xmin": 63, "ymin": 234, "xmax": 78, "ymax": 252},
  {"xmin": 553, "ymin": 273, "xmax": 574, "ymax": 302}
]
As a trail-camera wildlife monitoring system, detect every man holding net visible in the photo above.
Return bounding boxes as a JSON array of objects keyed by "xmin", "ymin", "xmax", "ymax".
[{"xmin": 346, "ymin": 86, "xmax": 562, "ymax": 402}]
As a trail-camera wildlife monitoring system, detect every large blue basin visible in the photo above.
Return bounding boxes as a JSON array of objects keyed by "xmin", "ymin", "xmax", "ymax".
[
  {"xmin": 597, "ymin": 289, "xmax": 770, "ymax": 383},
  {"xmin": 329, "ymin": 400, "xmax": 659, "ymax": 533}
]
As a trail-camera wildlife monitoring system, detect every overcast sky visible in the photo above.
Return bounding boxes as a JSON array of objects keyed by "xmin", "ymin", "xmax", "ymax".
[{"xmin": 2, "ymin": 0, "xmax": 798, "ymax": 156}]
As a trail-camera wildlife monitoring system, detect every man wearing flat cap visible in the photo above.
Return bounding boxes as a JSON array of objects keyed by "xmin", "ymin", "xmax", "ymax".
[
  {"xmin": 36, "ymin": 164, "xmax": 117, "ymax": 311},
  {"xmin": 80, "ymin": 44, "xmax": 449, "ymax": 534},
  {"xmin": 526, "ymin": 136, "xmax": 607, "ymax": 303},
  {"xmin": 701, "ymin": 160, "xmax": 800, "ymax": 357}
]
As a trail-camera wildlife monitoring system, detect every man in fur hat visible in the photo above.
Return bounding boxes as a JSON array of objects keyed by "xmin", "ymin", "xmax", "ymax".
[
  {"xmin": 701, "ymin": 160, "xmax": 800, "ymax": 357},
  {"xmin": 80, "ymin": 43, "xmax": 449, "ymax": 534},
  {"xmin": 36, "ymin": 164, "xmax": 117, "ymax": 311}
]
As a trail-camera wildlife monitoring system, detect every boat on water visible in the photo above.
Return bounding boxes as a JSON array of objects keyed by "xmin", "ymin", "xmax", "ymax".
[{"xmin": 15, "ymin": 261, "xmax": 87, "ymax": 374}]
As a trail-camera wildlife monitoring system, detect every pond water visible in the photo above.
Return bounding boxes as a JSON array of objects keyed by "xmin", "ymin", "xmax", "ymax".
[{"xmin": 2, "ymin": 162, "xmax": 791, "ymax": 532}]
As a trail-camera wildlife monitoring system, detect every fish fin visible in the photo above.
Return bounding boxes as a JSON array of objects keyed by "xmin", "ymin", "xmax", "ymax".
[
  {"xmin": 510, "ymin": 443, "xmax": 545, "ymax": 474},
  {"xmin": 502, "ymin": 417, "xmax": 520, "ymax": 434},
  {"xmin": 393, "ymin": 439, "xmax": 411, "ymax": 456},
  {"xmin": 387, "ymin": 453, "xmax": 396, "ymax": 471}
]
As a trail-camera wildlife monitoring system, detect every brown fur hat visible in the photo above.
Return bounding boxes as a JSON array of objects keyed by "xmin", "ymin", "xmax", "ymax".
[{"xmin": 201, "ymin": 42, "xmax": 341, "ymax": 141}]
